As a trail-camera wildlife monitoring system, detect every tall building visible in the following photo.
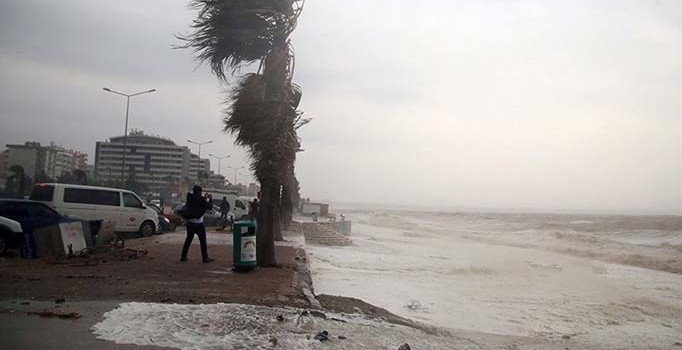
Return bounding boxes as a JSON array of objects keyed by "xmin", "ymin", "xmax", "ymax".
[
  {"xmin": 4, "ymin": 142, "xmax": 88, "ymax": 180},
  {"xmin": 94, "ymin": 133, "xmax": 211, "ymax": 191}
]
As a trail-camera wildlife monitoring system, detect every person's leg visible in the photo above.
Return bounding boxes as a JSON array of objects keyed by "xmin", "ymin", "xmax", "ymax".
[
  {"xmin": 181, "ymin": 223, "xmax": 196, "ymax": 260},
  {"xmin": 197, "ymin": 224, "xmax": 212, "ymax": 262}
]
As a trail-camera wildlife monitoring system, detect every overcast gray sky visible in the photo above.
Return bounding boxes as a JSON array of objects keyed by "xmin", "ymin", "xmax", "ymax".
[{"xmin": 1, "ymin": 0, "xmax": 680, "ymax": 213}]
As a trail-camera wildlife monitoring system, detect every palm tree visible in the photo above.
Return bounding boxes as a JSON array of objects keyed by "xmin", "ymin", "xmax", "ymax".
[{"xmin": 179, "ymin": 0, "xmax": 306, "ymax": 266}]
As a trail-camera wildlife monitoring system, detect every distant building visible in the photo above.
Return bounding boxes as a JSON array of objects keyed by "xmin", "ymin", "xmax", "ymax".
[
  {"xmin": 73, "ymin": 151, "xmax": 88, "ymax": 170},
  {"xmin": 94, "ymin": 133, "xmax": 210, "ymax": 191},
  {"xmin": 207, "ymin": 172, "xmax": 227, "ymax": 189},
  {"xmin": 0, "ymin": 150, "xmax": 7, "ymax": 185},
  {"xmin": 4, "ymin": 142, "xmax": 88, "ymax": 180}
]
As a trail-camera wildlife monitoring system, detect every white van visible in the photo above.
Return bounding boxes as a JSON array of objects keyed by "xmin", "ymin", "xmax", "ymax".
[
  {"xmin": 29, "ymin": 183, "xmax": 159, "ymax": 236},
  {"xmin": 202, "ymin": 188, "xmax": 250, "ymax": 220}
]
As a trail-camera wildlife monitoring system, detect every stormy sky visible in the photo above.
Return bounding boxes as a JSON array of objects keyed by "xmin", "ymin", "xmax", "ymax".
[{"xmin": 1, "ymin": 0, "xmax": 680, "ymax": 213}]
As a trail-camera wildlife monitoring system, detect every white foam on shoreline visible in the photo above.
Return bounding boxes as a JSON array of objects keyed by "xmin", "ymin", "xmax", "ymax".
[
  {"xmin": 91, "ymin": 302, "xmax": 465, "ymax": 350},
  {"xmin": 306, "ymin": 211, "xmax": 682, "ymax": 348}
]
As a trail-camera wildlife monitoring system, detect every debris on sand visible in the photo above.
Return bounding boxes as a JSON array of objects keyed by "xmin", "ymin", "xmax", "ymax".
[
  {"xmin": 405, "ymin": 300, "xmax": 424, "ymax": 311},
  {"xmin": 269, "ymin": 336, "xmax": 278, "ymax": 346},
  {"xmin": 314, "ymin": 330, "xmax": 329, "ymax": 342},
  {"xmin": 28, "ymin": 310, "xmax": 81, "ymax": 319}
]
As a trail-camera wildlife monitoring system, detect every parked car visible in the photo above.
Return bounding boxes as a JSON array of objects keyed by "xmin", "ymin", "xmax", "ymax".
[
  {"xmin": 29, "ymin": 183, "xmax": 159, "ymax": 237},
  {"xmin": 0, "ymin": 199, "xmax": 74, "ymax": 254},
  {"xmin": 0, "ymin": 215, "xmax": 22, "ymax": 254},
  {"xmin": 172, "ymin": 202, "xmax": 232, "ymax": 229},
  {"xmin": 147, "ymin": 204, "xmax": 176, "ymax": 232}
]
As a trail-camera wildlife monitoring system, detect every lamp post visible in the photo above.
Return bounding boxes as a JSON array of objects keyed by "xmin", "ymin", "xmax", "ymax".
[
  {"xmin": 187, "ymin": 139, "xmax": 213, "ymax": 181},
  {"xmin": 102, "ymin": 87, "xmax": 156, "ymax": 183},
  {"xmin": 208, "ymin": 153, "xmax": 230, "ymax": 176},
  {"xmin": 227, "ymin": 165, "xmax": 245, "ymax": 184}
]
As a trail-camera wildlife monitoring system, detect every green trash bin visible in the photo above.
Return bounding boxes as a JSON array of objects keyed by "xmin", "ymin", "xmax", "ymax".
[{"xmin": 232, "ymin": 220, "xmax": 257, "ymax": 271}]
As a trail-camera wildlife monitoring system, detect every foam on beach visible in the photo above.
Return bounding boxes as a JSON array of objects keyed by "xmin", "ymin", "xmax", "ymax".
[
  {"xmin": 92, "ymin": 302, "xmax": 466, "ymax": 349},
  {"xmin": 306, "ymin": 210, "xmax": 682, "ymax": 348}
]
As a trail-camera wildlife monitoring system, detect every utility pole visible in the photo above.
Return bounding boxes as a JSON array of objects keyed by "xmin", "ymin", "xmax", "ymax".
[
  {"xmin": 102, "ymin": 87, "xmax": 156, "ymax": 184},
  {"xmin": 209, "ymin": 153, "xmax": 231, "ymax": 176},
  {"xmin": 227, "ymin": 165, "xmax": 245, "ymax": 184},
  {"xmin": 187, "ymin": 139, "xmax": 213, "ymax": 182}
]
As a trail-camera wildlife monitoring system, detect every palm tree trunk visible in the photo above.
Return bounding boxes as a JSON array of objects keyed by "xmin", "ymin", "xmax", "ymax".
[
  {"xmin": 273, "ymin": 183, "xmax": 284, "ymax": 241},
  {"xmin": 280, "ymin": 184, "xmax": 292, "ymax": 231},
  {"xmin": 257, "ymin": 179, "xmax": 278, "ymax": 266}
]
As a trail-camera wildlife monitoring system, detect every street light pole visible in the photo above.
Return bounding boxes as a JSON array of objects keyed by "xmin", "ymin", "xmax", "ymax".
[
  {"xmin": 187, "ymin": 139, "xmax": 213, "ymax": 182},
  {"xmin": 227, "ymin": 165, "xmax": 245, "ymax": 184},
  {"xmin": 103, "ymin": 87, "xmax": 156, "ymax": 184},
  {"xmin": 208, "ymin": 154, "xmax": 231, "ymax": 175}
]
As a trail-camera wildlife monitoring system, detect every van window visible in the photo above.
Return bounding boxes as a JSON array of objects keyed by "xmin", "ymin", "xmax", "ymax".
[
  {"xmin": 92, "ymin": 190, "xmax": 120, "ymax": 206},
  {"xmin": 64, "ymin": 188, "xmax": 120, "ymax": 206},
  {"xmin": 29, "ymin": 185, "xmax": 55, "ymax": 202},
  {"xmin": 123, "ymin": 193, "xmax": 143, "ymax": 208},
  {"xmin": 64, "ymin": 188, "xmax": 92, "ymax": 204}
]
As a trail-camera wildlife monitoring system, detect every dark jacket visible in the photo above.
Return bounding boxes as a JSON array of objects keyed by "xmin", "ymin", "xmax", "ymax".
[
  {"xmin": 219, "ymin": 199, "xmax": 230, "ymax": 214},
  {"xmin": 184, "ymin": 192, "xmax": 213, "ymax": 220}
]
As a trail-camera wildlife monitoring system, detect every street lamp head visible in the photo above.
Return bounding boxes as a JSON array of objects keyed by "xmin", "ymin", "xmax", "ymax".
[
  {"xmin": 147, "ymin": 89, "xmax": 156, "ymax": 93},
  {"xmin": 207, "ymin": 140, "xmax": 214, "ymax": 144},
  {"xmin": 102, "ymin": 87, "xmax": 111, "ymax": 91}
]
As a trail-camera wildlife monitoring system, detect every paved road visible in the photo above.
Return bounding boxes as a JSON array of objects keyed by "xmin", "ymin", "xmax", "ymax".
[{"xmin": 0, "ymin": 299, "xmax": 170, "ymax": 349}]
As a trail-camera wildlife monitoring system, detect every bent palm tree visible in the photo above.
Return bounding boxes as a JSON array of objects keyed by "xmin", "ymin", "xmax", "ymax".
[{"xmin": 179, "ymin": 0, "xmax": 306, "ymax": 266}]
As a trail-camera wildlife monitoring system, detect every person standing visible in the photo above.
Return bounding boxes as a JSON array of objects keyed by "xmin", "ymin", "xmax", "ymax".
[
  {"xmin": 180, "ymin": 185, "xmax": 214, "ymax": 263},
  {"xmin": 219, "ymin": 196, "xmax": 230, "ymax": 222},
  {"xmin": 249, "ymin": 198, "xmax": 259, "ymax": 220}
]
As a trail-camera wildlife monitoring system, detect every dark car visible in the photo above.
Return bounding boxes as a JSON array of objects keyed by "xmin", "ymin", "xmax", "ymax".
[
  {"xmin": 147, "ymin": 203, "xmax": 176, "ymax": 232},
  {"xmin": 173, "ymin": 202, "xmax": 231, "ymax": 229},
  {"xmin": 0, "ymin": 199, "xmax": 73, "ymax": 255}
]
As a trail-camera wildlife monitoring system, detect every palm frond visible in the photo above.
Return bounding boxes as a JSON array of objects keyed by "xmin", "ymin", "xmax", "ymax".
[{"xmin": 176, "ymin": 0, "xmax": 304, "ymax": 81}]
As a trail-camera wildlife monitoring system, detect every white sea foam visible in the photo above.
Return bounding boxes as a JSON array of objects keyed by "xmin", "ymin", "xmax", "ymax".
[
  {"xmin": 306, "ymin": 210, "xmax": 682, "ymax": 348},
  {"xmin": 92, "ymin": 302, "xmax": 463, "ymax": 350}
]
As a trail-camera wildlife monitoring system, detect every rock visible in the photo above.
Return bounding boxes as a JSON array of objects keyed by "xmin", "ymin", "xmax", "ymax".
[
  {"xmin": 160, "ymin": 298, "xmax": 171, "ymax": 303},
  {"xmin": 338, "ymin": 335, "xmax": 347, "ymax": 340},
  {"xmin": 276, "ymin": 314, "xmax": 285, "ymax": 322},
  {"xmin": 28, "ymin": 311, "xmax": 81, "ymax": 319},
  {"xmin": 314, "ymin": 331, "xmax": 329, "ymax": 342},
  {"xmin": 398, "ymin": 343, "xmax": 411, "ymax": 350},
  {"xmin": 54, "ymin": 298, "xmax": 65, "ymax": 304},
  {"xmin": 330, "ymin": 317, "xmax": 347, "ymax": 323},
  {"xmin": 309, "ymin": 310, "xmax": 327, "ymax": 319},
  {"xmin": 20, "ymin": 301, "xmax": 30, "ymax": 305}
]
